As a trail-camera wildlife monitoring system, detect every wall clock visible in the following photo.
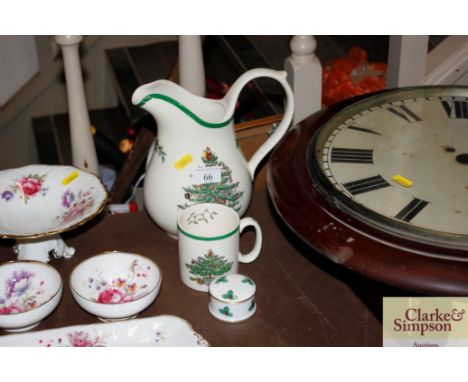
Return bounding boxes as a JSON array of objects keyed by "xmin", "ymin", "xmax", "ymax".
[{"xmin": 267, "ymin": 86, "xmax": 468, "ymax": 295}]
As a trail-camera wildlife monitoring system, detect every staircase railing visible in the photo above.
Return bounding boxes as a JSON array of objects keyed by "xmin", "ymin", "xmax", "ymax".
[{"xmin": 387, "ymin": 35, "xmax": 468, "ymax": 88}]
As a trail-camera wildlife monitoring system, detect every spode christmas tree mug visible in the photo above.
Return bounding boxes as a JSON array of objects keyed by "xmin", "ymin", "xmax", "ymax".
[{"xmin": 177, "ymin": 203, "xmax": 262, "ymax": 292}]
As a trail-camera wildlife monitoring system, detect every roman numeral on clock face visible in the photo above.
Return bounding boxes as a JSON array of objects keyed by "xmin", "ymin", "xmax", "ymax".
[
  {"xmin": 331, "ymin": 148, "xmax": 374, "ymax": 164},
  {"xmin": 387, "ymin": 105, "xmax": 422, "ymax": 123},
  {"xmin": 395, "ymin": 198, "xmax": 429, "ymax": 222},
  {"xmin": 441, "ymin": 100, "xmax": 468, "ymax": 119},
  {"xmin": 343, "ymin": 175, "xmax": 391, "ymax": 195},
  {"xmin": 347, "ymin": 125, "xmax": 382, "ymax": 136}
]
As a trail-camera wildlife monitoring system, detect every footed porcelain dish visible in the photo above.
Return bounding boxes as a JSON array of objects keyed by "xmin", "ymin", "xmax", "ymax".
[
  {"xmin": 0, "ymin": 165, "xmax": 108, "ymax": 262},
  {"xmin": 0, "ymin": 315, "xmax": 209, "ymax": 346}
]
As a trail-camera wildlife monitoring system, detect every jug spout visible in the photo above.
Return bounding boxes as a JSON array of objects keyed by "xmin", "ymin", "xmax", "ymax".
[{"xmin": 131, "ymin": 79, "xmax": 177, "ymax": 114}]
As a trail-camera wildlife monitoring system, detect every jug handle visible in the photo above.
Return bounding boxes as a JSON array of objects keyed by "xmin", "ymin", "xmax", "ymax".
[{"xmin": 224, "ymin": 68, "xmax": 295, "ymax": 179}]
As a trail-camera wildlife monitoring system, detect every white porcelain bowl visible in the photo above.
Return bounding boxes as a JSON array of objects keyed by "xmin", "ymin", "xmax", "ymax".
[
  {"xmin": 70, "ymin": 252, "xmax": 162, "ymax": 321},
  {"xmin": 0, "ymin": 261, "xmax": 63, "ymax": 332}
]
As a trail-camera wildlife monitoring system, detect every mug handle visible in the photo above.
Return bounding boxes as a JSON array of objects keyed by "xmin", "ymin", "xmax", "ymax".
[{"xmin": 238, "ymin": 217, "xmax": 262, "ymax": 263}]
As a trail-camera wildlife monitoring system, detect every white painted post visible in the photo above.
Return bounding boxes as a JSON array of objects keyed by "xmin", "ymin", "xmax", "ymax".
[
  {"xmin": 386, "ymin": 35, "xmax": 429, "ymax": 88},
  {"xmin": 284, "ymin": 35, "xmax": 322, "ymax": 126},
  {"xmin": 179, "ymin": 35, "xmax": 205, "ymax": 96},
  {"xmin": 55, "ymin": 35, "xmax": 99, "ymax": 174}
]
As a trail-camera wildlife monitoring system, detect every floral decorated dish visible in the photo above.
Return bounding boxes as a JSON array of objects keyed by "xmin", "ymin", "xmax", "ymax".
[
  {"xmin": 0, "ymin": 165, "xmax": 108, "ymax": 239},
  {"xmin": 70, "ymin": 251, "xmax": 162, "ymax": 321},
  {"xmin": 0, "ymin": 315, "xmax": 209, "ymax": 346},
  {"xmin": 0, "ymin": 261, "xmax": 63, "ymax": 332}
]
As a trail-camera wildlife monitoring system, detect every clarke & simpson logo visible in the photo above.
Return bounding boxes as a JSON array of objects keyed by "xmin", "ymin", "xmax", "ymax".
[
  {"xmin": 383, "ymin": 297, "xmax": 468, "ymax": 347},
  {"xmin": 393, "ymin": 307, "xmax": 465, "ymax": 336}
]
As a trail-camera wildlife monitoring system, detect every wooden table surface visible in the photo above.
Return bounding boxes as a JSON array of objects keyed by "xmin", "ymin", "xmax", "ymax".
[{"xmin": 0, "ymin": 182, "xmax": 399, "ymax": 346}]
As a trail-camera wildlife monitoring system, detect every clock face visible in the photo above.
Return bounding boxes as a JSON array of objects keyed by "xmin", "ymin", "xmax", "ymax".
[{"xmin": 310, "ymin": 87, "xmax": 468, "ymax": 250}]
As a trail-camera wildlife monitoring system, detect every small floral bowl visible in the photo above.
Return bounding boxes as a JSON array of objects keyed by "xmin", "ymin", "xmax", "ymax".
[
  {"xmin": 0, "ymin": 261, "xmax": 63, "ymax": 332},
  {"xmin": 70, "ymin": 251, "xmax": 162, "ymax": 322}
]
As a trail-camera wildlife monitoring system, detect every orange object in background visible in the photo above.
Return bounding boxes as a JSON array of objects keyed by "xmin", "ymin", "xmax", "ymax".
[
  {"xmin": 119, "ymin": 138, "xmax": 134, "ymax": 154},
  {"xmin": 322, "ymin": 47, "xmax": 387, "ymax": 107}
]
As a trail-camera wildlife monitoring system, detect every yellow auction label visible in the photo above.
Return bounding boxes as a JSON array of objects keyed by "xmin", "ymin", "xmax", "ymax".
[
  {"xmin": 391, "ymin": 174, "xmax": 413, "ymax": 187},
  {"xmin": 383, "ymin": 297, "xmax": 468, "ymax": 347},
  {"xmin": 174, "ymin": 154, "xmax": 193, "ymax": 170},
  {"xmin": 62, "ymin": 171, "xmax": 79, "ymax": 185}
]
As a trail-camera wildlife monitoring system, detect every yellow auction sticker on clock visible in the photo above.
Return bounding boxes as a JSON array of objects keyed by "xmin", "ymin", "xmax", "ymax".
[{"xmin": 391, "ymin": 174, "xmax": 413, "ymax": 188}]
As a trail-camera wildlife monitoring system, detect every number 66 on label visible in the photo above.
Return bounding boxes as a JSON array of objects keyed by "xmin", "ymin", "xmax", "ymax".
[{"xmin": 192, "ymin": 166, "xmax": 222, "ymax": 184}]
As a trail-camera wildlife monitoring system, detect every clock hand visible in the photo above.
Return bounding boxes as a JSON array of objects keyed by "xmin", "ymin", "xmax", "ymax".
[{"xmin": 455, "ymin": 154, "xmax": 468, "ymax": 165}]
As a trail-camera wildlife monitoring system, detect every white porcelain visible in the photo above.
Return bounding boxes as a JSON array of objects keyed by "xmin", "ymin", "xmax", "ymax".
[
  {"xmin": 0, "ymin": 165, "xmax": 108, "ymax": 262},
  {"xmin": 0, "ymin": 315, "xmax": 209, "ymax": 346},
  {"xmin": 209, "ymin": 274, "xmax": 256, "ymax": 323},
  {"xmin": 14, "ymin": 235, "xmax": 75, "ymax": 263},
  {"xmin": 70, "ymin": 251, "xmax": 161, "ymax": 321},
  {"xmin": 0, "ymin": 261, "xmax": 63, "ymax": 332},
  {"xmin": 177, "ymin": 203, "xmax": 262, "ymax": 292},
  {"xmin": 132, "ymin": 68, "xmax": 294, "ymax": 236}
]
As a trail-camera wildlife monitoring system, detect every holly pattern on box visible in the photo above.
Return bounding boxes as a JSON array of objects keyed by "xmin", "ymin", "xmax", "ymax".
[
  {"xmin": 178, "ymin": 147, "xmax": 243, "ymax": 211},
  {"xmin": 186, "ymin": 249, "xmax": 233, "ymax": 286}
]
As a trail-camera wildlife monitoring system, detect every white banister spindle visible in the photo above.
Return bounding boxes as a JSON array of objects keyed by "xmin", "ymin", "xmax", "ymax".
[
  {"xmin": 179, "ymin": 35, "xmax": 206, "ymax": 96},
  {"xmin": 55, "ymin": 35, "xmax": 99, "ymax": 174},
  {"xmin": 284, "ymin": 35, "xmax": 322, "ymax": 126}
]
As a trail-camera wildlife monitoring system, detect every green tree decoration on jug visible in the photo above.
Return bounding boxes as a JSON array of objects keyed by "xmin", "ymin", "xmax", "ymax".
[
  {"xmin": 178, "ymin": 147, "xmax": 243, "ymax": 211},
  {"xmin": 186, "ymin": 249, "xmax": 233, "ymax": 286},
  {"xmin": 154, "ymin": 138, "xmax": 167, "ymax": 163}
]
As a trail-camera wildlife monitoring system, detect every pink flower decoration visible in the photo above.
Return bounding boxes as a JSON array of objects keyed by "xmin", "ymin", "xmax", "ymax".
[
  {"xmin": 0, "ymin": 305, "xmax": 25, "ymax": 315},
  {"xmin": 97, "ymin": 288, "xmax": 127, "ymax": 304},
  {"xmin": 18, "ymin": 177, "xmax": 42, "ymax": 196},
  {"xmin": 68, "ymin": 331, "xmax": 94, "ymax": 347}
]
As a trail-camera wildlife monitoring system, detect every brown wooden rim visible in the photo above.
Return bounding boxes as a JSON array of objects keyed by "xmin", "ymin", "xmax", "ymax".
[{"xmin": 267, "ymin": 88, "xmax": 468, "ymax": 295}]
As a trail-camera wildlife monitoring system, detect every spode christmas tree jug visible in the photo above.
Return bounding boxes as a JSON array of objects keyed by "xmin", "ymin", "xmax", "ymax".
[{"xmin": 131, "ymin": 68, "xmax": 294, "ymax": 237}]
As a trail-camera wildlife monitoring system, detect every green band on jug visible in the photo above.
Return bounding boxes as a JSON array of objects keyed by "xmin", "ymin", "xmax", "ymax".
[{"xmin": 137, "ymin": 93, "xmax": 233, "ymax": 128}]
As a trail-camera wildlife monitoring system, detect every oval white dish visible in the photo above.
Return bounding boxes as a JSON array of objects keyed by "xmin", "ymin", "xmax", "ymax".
[{"xmin": 0, "ymin": 315, "xmax": 209, "ymax": 346}]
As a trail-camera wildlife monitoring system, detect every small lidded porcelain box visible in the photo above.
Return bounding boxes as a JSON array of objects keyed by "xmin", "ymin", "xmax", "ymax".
[{"xmin": 209, "ymin": 274, "xmax": 256, "ymax": 323}]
